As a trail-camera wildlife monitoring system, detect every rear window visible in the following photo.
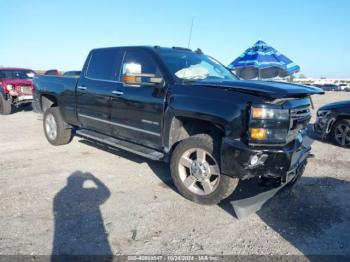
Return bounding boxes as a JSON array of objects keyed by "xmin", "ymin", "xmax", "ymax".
[{"xmin": 86, "ymin": 49, "xmax": 124, "ymax": 81}]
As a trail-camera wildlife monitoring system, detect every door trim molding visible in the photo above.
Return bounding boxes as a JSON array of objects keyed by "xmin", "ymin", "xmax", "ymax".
[{"xmin": 78, "ymin": 113, "xmax": 161, "ymax": 137}]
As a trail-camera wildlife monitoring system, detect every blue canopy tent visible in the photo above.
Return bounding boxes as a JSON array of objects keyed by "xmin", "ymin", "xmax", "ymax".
[{"xmin": 228, "ymin": 40, "xmax": 300, "ymax": 80}]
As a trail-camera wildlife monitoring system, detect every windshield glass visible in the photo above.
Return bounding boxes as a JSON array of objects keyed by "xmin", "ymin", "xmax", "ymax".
[
  {"xmin": 157, "ymin": 50, "xmax": 238, "ymax": 82},
  {"xmin": 0, "ymin": 70, "xmax": 35, "ymax": 80}
]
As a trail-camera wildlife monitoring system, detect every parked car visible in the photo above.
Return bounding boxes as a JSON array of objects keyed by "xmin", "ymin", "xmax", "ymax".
[
  {"xmin": 63, "ymin": 71, "xmax": 81, "ymax": 78},
  {"xmin": 44, "ymin": 69, "xmax": 60, "ymax": 76},
  {"xmin": 321, "ymin": 84, "xmax": 338, "ymax": 91},
  {"xmin": 0, "ymin": 68, "xmax": 35, "ymax": 114},
  {"xmin": 33, "ymin": 46, "xmax": 324, "ymax": 204},
  {"xmin": 338, "ymin": 83, "xmax": 350, "ymax": 92},
  {"xmin": 314, "ymin": 100, "xmax": 350, "ymax": 147}
]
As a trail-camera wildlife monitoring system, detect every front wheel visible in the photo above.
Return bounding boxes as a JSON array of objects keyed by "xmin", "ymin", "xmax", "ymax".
[
  {"xmin": 170, "ymin": 134, "xmax": 239, "ymax": 205},
  {"xmin": 332, "ymin": 119, "xmax": 350, "ymax": 148},
  {"xmin": 43, "ymin": 107, "xmax": 72, "ymax": 146}
]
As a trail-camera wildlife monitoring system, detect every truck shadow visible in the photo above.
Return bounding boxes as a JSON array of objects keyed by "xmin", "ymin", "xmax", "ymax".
[
  {"xmin": 78, "ymin": 140, "xmax": 176, "ymax": 191},
  {"xmin": 78, "ymin": 139, "xmax": 350, "ymax": 257},
  {"xmin": 220, "ymin": 176, "xmax": 350, "ymax": 257},
  {"xmin": 51, "ymin": 171, "xmax": 113, "ymax": 261}
]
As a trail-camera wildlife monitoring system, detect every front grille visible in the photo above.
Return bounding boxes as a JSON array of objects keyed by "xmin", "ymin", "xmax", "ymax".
[
  {"xmin": 290, "ymin": 106, "xmax": 311, "ymax": 130},
  {"xmin": 287, "ymin": 106, "xmax": 311, "ymax": 143},
  {"xmin": 16, "ymin": 85, "xmax": 32, "ymax": 94}
]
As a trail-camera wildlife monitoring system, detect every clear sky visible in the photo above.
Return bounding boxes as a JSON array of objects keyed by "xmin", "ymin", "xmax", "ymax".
[{"xmin": 1, "ymin": 0, "xmax": 350, "ymax": 78}]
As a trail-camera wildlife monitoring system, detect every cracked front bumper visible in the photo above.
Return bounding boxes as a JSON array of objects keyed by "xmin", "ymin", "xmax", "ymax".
[{"xmin": 220, "ymin": 132, "xmax": 310, "ymax": 182}]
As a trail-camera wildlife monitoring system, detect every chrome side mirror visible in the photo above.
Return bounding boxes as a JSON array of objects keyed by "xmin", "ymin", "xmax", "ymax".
[{"xmin": 122, "ymin": 62, "xmax": 164, "ymax": 87}]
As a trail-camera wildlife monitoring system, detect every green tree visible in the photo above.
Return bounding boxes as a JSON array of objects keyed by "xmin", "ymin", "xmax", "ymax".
[{"xmin": 287, "ymin": 75, "xmax": 295, "ymax": 82}]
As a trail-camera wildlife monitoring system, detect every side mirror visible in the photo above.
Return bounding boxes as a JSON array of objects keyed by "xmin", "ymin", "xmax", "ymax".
[{"xmin": 122, "ymin": 62, "xmax": 164, "ymax": 87}]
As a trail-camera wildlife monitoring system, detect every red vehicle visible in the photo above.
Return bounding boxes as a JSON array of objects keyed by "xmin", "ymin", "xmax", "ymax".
[{"xmin": 0, "ymin": 68, "xmax": 35, "ymax": 114}]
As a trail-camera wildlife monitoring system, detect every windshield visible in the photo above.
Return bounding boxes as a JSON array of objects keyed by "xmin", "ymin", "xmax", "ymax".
[
  {"xmin": 157, "ymin": 50, "xmax": 238, "ymax": 82},
  {"xmin": 0, "ymin": 70, "xmax": 35, "ymax": 80}
]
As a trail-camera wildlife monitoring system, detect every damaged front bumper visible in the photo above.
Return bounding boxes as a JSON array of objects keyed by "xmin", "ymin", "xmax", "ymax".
[
  {"xmin": 220, "ymin": 131, "xmax": 310, "ymax": 184},
  {"xmin": 314, "ymin": 111, "xmax": 336, "ymax": 139}
]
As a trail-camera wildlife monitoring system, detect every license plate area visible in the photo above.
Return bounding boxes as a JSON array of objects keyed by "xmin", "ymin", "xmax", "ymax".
[{"xmin": 18, "ymin": 95, "xmax": 33, "ymax": 101}]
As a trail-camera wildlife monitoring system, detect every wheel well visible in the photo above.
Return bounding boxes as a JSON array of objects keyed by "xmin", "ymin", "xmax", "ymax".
[
  {"xmin": 41, "ymin": 95, "xmax": 57, "ymax": 112},
  {"xmin": 168, "ymin": 116, "xmax": 225, "ymax": 152}
]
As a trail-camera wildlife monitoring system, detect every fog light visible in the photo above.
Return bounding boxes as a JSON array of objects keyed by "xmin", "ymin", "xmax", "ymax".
[
  {"xmin": 248, "ymin": 154, "xmax": 268, "ymax": 168},
  {"xmin": 250, "ymin": 155, "xmax": 259, "ymax": 166}
]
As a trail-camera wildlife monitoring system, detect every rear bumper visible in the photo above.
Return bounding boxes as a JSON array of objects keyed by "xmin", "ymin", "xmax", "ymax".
[{"xmin": 220, "ymin": 132, "xmax": 310, "ymax": 182}]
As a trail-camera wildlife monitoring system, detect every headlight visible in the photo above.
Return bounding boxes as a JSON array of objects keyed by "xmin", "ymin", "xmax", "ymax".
[
  {"xmin": 249, "ymin": 106, "xmax": 290, "ymax": 144},
  {"xmin": 6, "ymin": 84, "xmax": 13, "ymax": 90},
  {"xmin": 251, "ymin": 107, "xmax": 289, "ymax": 120},
  {"xmin": 249, "ymin": 128, "xmax": 288, "ymax": 142}
]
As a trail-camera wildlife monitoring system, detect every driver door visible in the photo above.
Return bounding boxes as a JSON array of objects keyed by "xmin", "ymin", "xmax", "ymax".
[{"xmin": 110, "ymin": 49, "xmax": 166, "ymax": 150}]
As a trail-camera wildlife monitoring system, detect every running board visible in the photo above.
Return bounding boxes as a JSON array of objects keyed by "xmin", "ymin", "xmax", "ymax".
[{"xmin": 76, "ymin": 129, "xmax": 164, "ymax": 160}]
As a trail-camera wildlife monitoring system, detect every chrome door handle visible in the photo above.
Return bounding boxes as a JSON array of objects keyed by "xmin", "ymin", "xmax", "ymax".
[
  {"xmin": 112, "ymin": 90, "xmax": 124, "ymax": 96},
  {"xmin": 77, "ymin": 86, "xmax": 87, "ymax": 90}
]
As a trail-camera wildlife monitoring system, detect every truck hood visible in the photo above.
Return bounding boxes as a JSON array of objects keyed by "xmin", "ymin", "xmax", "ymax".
[
  {"xmin": 319, "ymin": 100, "xmax": 350, "ymax": 110},
  {"xmin": 0, "ymin": 79, "xmax": 33, "ymax": 86},
  {"xmin": 192, "ymin": 80, "xmax": 324, "ymax": 100}
]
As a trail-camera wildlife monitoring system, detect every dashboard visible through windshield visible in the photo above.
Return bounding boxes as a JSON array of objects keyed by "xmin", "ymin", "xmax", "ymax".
[{"xmin": 157, "ymin": 49, "xmax": 238, "ymax": 82}]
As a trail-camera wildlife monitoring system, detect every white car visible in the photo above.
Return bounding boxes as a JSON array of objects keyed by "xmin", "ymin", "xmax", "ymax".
[{"xmin": 338, "ymin": 83, "xmax": 350, "ymax": 91}]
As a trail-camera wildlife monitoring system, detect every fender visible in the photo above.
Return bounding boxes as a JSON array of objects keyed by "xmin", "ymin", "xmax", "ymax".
[{"xmin": 162, "ymin": 91, "xmax": 248, "ymax": 151}]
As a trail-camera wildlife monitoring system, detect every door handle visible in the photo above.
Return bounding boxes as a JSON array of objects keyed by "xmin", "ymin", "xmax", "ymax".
[
  {"xmin": 77, "ymin": 86, "xmax": 87, "ymax": 90},
  {"xmin": 112, "ymin": 90, "xmax": 124, "ymax": 96}
]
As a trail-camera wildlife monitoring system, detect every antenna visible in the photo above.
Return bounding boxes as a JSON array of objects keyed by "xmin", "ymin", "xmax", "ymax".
[{"xmin": 187, "ymin": 17, "xmax": 194, "ymax": 48}]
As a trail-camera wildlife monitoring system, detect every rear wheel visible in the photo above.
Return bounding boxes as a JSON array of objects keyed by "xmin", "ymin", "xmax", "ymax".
[
  {"xmin": 332, "ymin": 119, "xmax": 350, "ymax": 148},
  {"xmin": 43, "ymin": 107, "xmax": 72, "ymax": 146},
  {"xmin": 170, "ymin": 134, "xmax": 239, "ymax": 205},
  {"xmin": 0, "ymin": 94, "xmax": 13, "ymax": 115}
]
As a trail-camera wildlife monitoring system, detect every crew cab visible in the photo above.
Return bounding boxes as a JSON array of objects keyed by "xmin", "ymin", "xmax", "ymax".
[
  {"xmin": 33, "ymin": 46, "xmax": 324, "ymax": 204},
  {"xmin": 0, "ymin": 68, "xmax": 35, "ymax": 115}
]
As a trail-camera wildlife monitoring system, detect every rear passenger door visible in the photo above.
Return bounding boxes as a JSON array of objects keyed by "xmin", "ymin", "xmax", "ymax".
[
  {"xmin": 110, "ymin": 49, "xmax": 166, "ymax": 149},
  {"xmin": 77, "ymin": 48, "xmax": 124, "ymax": 135}
]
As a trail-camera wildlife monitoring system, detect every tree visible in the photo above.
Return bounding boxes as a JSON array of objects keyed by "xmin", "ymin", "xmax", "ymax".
[
  {"xmin": 287, "ymin": 75, "xmax": 295, "ymax": 82},
  {"xmin": 299, "ymin": 74, "xmax": 307, "ymax": 79}
]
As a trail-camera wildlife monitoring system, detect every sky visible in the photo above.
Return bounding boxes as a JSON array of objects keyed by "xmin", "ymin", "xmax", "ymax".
[{"xmin": 1, "ymin": 0, "xmax": 350, "ymax": 78}]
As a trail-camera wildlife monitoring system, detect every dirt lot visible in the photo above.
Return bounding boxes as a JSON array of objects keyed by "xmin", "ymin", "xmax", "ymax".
[{"xmin": 0, "ymin": 92, "xmax": 350, "ymax": 257}]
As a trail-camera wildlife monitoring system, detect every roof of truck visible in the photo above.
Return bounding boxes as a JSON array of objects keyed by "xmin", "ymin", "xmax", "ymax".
[{"xmin": 91, "ymin": 46, "xmax": 196, "ymax": 53}]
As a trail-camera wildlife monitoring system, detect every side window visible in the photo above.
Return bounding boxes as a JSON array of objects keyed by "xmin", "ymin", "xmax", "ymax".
[
  {"xmin": 86, "ymin": 49, "xmax": 124, "ymax": 81},
  {"xmin": 122, "ymin": 50, "xmax": 162, "ymax": 78}
]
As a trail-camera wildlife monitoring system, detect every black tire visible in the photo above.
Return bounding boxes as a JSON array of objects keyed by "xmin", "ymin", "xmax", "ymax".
[
  {"xmin": 331, "ymin": 119, "xmax": 350, "ymax": 148},
  {"xmin": 170, "ymin": 134, "xmax": 239, "ymax": 205},
  {"xmin": 0, "ymin": 94, "xmax": 13, "ymax": 115},
  {"xmin": 43, "ymin": 107, "xmax": 72, "ymax": 146}
]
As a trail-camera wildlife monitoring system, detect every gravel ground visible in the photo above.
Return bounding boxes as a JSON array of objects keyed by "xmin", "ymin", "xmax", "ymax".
[{"xmin": 0, "ymin": 92, "xmax": 349, "ymax": 257}]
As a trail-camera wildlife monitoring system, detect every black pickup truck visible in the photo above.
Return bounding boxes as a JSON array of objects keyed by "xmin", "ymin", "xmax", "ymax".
[{"xmin": 33, "ymin": 46, "xmax": 323, "ymax": 204}]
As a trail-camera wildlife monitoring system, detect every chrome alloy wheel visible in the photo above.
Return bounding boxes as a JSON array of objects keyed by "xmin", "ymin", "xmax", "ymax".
[
  {"xmin": 45, "ymin": 114, "xmax": 58, "ymax": 141},
  {"xmin": 334, "ymin": 123, "xmax": 350, "ymax": 147},
  {"xmin": 178, "ymin": 148, "xmax": 221, "ymax": 195}
]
